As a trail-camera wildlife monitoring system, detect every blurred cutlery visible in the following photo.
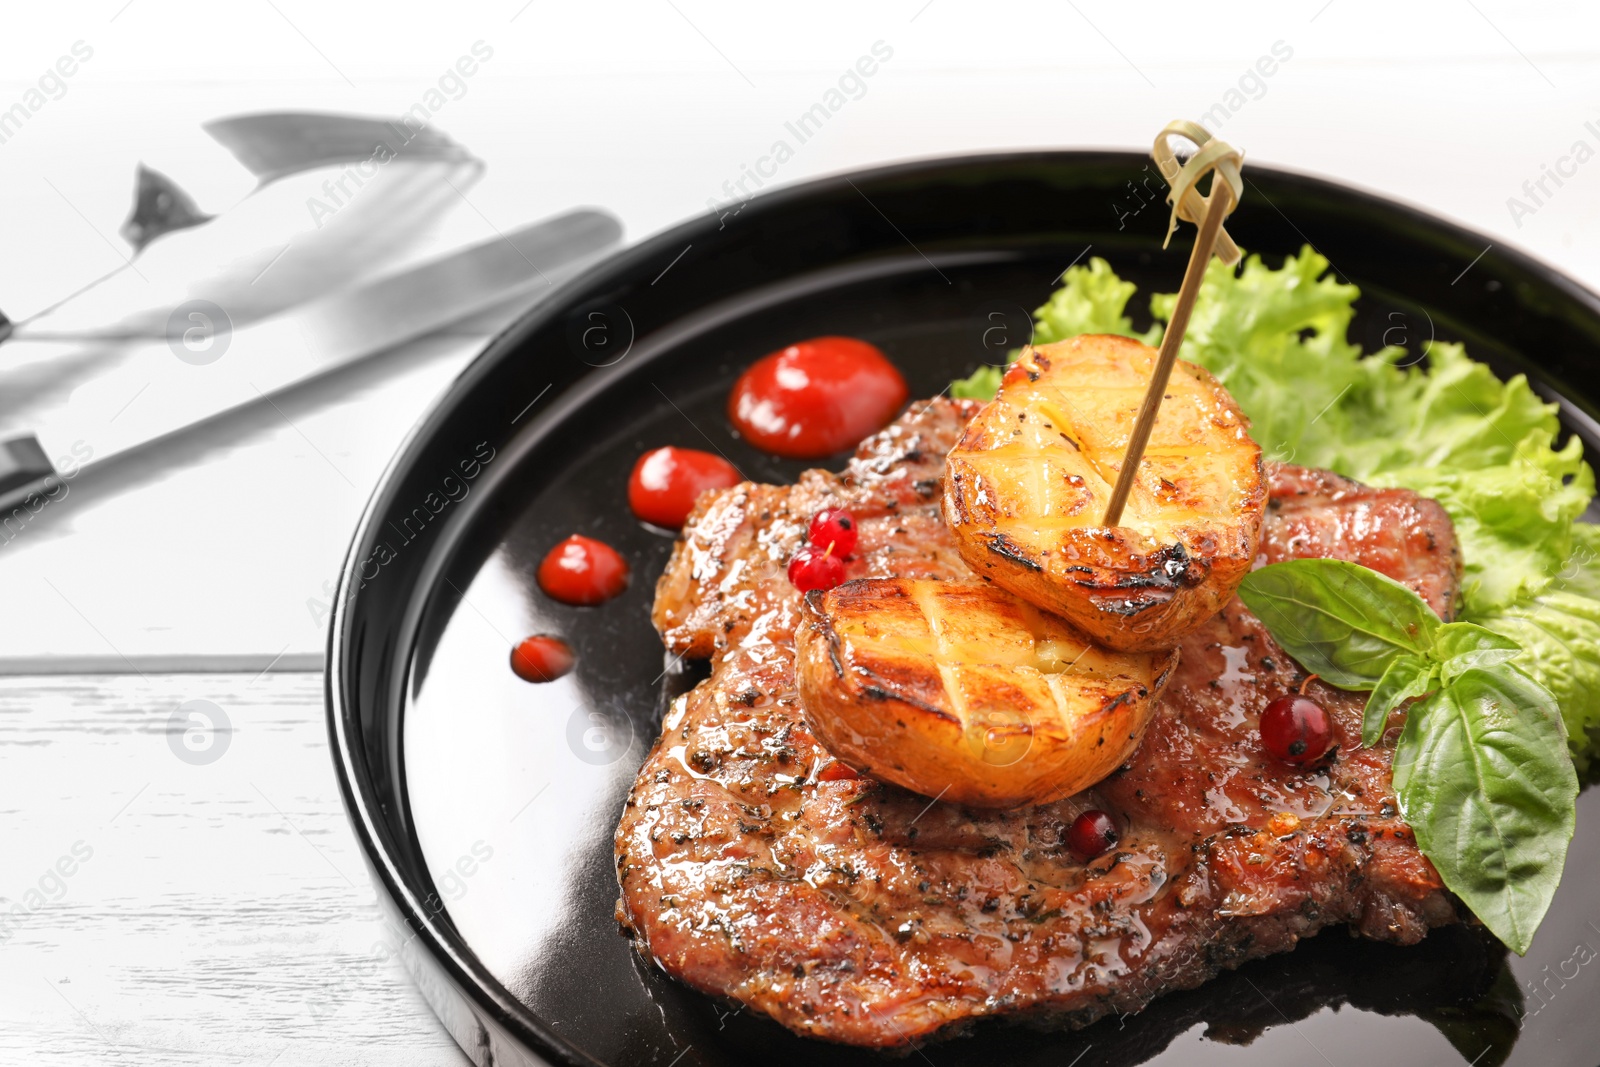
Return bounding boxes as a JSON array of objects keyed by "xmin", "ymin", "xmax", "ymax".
[{"xmin": 0, "ymin": 207, "xmax": 622, "ymax": 510}]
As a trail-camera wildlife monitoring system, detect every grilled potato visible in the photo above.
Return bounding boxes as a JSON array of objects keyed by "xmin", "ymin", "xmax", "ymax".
[
  {"xmin": 795, "ymin": 578, "xmax": 1177, "ymax": 807},
  {"xmin": 944, "ymin": 334, "xmax": 1265, "ymax": 651}
]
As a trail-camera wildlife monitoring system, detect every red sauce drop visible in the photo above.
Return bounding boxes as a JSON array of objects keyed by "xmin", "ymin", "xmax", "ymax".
[
  {"xmin": 815, "ymin": 760, "xmax": 862, "ymax": 782},
  {"xmin": 628, "ymin": 446, "xmax": 742, "ymax": 529},
  {"xmin": 727, "ymin": 336, "xmax": 908, "ymax": 458},
  {"xmin": 510, "ymin": 635, "xmax": 575, "ymax": 683},
  {"xmin": 537, "ymin": 534, "xmax": 630, "ymax": 605}
]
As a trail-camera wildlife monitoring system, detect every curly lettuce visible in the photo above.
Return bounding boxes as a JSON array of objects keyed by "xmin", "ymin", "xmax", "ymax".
[
  {"xmin": 1479, "ymin": 522, "xmax": 1600, "ymax": 761},
  {"xmin": 954, "ymin": 248, "xmax": 1600, "ymax": 766}
]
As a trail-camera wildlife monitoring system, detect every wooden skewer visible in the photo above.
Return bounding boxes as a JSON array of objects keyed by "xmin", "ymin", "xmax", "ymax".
[{"xmin": 1100, "ymin": 178, "xmax": 1234, "ymax": 527}]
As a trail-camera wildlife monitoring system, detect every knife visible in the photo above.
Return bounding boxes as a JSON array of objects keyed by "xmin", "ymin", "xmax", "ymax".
[{"xmin": 0, "ymin": 207, "xmax": 622, "ymax": 513}]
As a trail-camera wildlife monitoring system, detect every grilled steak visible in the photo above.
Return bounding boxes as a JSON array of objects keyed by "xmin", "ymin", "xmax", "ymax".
[{"xmin": 616, "ymin": 398, "xmax": 1463, "ymax": 1048}]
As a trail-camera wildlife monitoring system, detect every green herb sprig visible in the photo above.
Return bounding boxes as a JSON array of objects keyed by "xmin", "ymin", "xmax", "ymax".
[{"xmin": 1238, "ymin": 558, "xmax": 1578, "ymax": 955}]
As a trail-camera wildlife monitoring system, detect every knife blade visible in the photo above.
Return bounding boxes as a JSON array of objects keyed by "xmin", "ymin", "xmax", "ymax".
[{"xmin": 0, "ymin": 207, "xmax": 621, "ymax": 512}]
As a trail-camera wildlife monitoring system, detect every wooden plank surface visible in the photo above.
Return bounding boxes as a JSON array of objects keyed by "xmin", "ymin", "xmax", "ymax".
[{"xmin": 0, "ymin": 671, "xmax": 468, "ymax": 1067}]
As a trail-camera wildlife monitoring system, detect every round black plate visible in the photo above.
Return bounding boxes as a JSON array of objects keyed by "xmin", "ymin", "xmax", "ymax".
[{"xmin": 328, "ymin": 152, "xmax": 1600, "ymax": 1067}]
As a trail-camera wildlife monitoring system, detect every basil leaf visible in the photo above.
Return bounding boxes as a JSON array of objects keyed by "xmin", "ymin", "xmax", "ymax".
[
  {"xmin": 1392, "ymin": 667, "xmax": 1577, "ymax": 955},
  {"xmin": 1362, "ymin": 655, "xmax": 1437, "ymax": 747},
  {"xmin": 1237, "ymin": 559, "xmax": 1441, "ymax": 688},
  {"xmin": 1431, "ymin": 622, "xmax": 1522, "ymax": 685}
]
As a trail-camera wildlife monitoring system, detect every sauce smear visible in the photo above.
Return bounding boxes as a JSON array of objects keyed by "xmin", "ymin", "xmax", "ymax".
[
  {"xmin": 538, "ymin": 535, "xmax": 630, "ymax": 605},
  {"xmin": 629, "ymin": 447, "xmax": 742, "ymax": 528},
  {"xmin": 728, "ymin": 336, "xmax": 908, "ymax": 458},
  {"xmin": 815, "ymin": 760, "xmax": 861, "ymax": 782},
  {"xmin": 510, "ymin": 635, "xmax": 575, "ymax": 683}
]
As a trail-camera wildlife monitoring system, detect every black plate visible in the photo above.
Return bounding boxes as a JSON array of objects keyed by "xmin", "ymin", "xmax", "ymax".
[{"xmin": 327, "ymin": 151, "xmax": 1600, "ymax": 1067}]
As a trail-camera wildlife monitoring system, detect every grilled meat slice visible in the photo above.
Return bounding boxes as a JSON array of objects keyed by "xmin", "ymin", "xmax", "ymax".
[
  {"xmin": 617, "ymin": 401, "xmax": 1463, "ymax": 1048},
  {"xmin": 1262, "ymin": 463, "xmax": 1462, "ymax": 622}
]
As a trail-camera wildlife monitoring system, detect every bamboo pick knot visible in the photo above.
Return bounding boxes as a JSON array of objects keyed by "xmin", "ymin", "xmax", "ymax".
[
  {"xmin": 1152, "ymin": 120, "xmax": 1244, "ymax": 267},
  {"xmin": 1100, "ymin": 119, "xmax": 1246, "ymax": 528}
]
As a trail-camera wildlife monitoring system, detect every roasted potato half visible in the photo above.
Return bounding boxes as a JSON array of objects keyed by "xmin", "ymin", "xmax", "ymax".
[
  {"xmin": 944, "ymin": 334, "xmax": 1265, "ymax": 651},
  {"xmin": 795, "ymin": 578, "xmax": 1177, "ymax": 807}
]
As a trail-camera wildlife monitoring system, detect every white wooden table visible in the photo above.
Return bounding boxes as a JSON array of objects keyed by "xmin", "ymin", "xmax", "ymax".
[
  {"xmin": 4, "ymin": 2, "xmax": 1600, "ymax": 1063},
  {"xmin": 0, "ymin": 672, "xmax": 465, "ymax": 1066}
]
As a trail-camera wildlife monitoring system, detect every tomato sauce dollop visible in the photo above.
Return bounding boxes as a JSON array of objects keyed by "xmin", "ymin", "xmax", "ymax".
[
  {"xmin": 537, "ymin": 535, "xmax": 630, "ymax": 605},
  {"xmin": 727, "ymin": 336, "xmax": 908, "ymax": 458},
  {"xmin": 510, "ymin": 635, "xmax": 575, "ymax": 683},
  {"xmin": 628, "ymin": 446, "xmax": 742, "ymax": 529}
]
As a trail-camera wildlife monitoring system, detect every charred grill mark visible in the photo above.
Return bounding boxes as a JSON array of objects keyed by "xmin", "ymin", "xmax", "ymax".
[
  {"xmin": 1100, "ymin": 570, "xmax": 1178, "ymax": 591},
  {"xmin": 1089, "ymin": 592, "xmax": 1164, "ymax": 617},
  {"xmin": 984, "ymin": 533, "xmax": 1043, "ymax": 572},
  {"xmin": 1102, "ymin": 690, "xmax": 1136, "ymax": 715},
  {"xmin": 1103, "ymin": 545, "xmax": 1193, "ymax": 591},
  {"xmin": 1060, "ymin": 550, "xmax": 1196, "ymax": 601},
  {"xmin": 858, "ymin": 680, "xmax": 961, "ymax": 722},
  {"xmin": 1160, "ymin": 543, "xmax": 1196, "ymax": 585},
  {"xmin": 943, "ymin": 473, "xmax": 974, "ymax": 527}
]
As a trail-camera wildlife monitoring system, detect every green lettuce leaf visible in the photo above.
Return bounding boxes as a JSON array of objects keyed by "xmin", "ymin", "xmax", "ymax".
[
  {"xmin": 948, "ymin": 366, "xmax": 1004, "ymax": 401},
  {"xmin": 1479, "ymin": 591, "xmax": 1600, "ymax": 769},
  {"xmin": 1551, "ymin": 521, "xmax": 1600, "ymax": 601},
  {"xmin": 1163, "ymin": 256, "xmax": 1597, "ymax": 753},
  {"xmin": 1032, "ymin": 256, "xmax": 1160, "ymax": 348},
  {"xmin": 1376, "ymin": 441, "xmax": 1591, "ymax": 611}
]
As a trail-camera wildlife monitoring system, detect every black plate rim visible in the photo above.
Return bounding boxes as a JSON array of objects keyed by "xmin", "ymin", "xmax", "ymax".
[{"xmin": 325, "ymin": 148, "xmax": 1600, "ymax": 1067}]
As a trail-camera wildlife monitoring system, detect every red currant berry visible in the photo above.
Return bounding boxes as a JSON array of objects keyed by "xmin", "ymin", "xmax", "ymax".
[
  {"xmin": 1067, "ymin": 809, "xmax": 1119, "ymax": 861},
  {"xmin": 1260, "ymin": 695, "xmax": 1334, "ymax": 764},
  {"xmin": 787, "ymin": 545, "xmax": 846, "ymax": 593},
  {"xmin": 807, "ymin": 507, "xmax": 858, "ymax": 557}
]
